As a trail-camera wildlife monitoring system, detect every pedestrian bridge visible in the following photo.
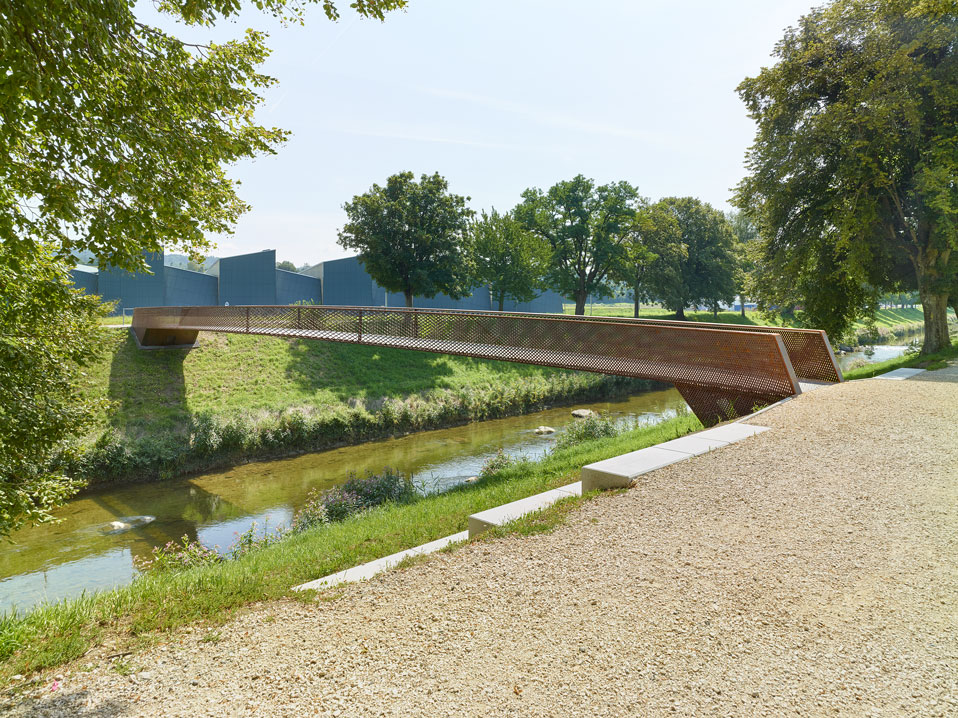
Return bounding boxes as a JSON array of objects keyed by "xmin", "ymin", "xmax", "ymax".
[{"xmin": 132, "ymin": 305, "xmax": 842, "ymax": 427}]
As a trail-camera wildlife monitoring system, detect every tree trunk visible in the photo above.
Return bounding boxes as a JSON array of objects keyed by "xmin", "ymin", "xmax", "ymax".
[
  {"xmin": 713, "ymin": 305, "xmax": 718, "ymax": 319},
  {"xmin": 919, "ymin": 286, "xmax": 951, "ymax": 354},
  {"xmin": 574, "ymin": 293, "xmax": 587, "ymax": 316},
  {"xmin": 404, "ymin": 291, "xmax": 414, "ymax": 308},
  {"xmin": 675, "ymin": 306, "xmax": 686, "ymax": 320},
  {"xmin": 633, "ymin": 281, "xmax": 641, "ymax": 318},
  {"xmin": 497, "ymin": 294, "xmax": 505, "ymax": 313},
  {"xmin": 740, "ymin": 294, "xmax": 746, "ymax": 317}
]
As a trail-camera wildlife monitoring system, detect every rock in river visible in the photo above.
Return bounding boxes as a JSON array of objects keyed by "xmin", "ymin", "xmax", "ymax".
[
  {"xmin": 534, "ymin": 426, "xmax": 556, "ymax": 434},
  {"xmin": 571, "ymin": 409, "xmax": 596, "ymax": 418}
]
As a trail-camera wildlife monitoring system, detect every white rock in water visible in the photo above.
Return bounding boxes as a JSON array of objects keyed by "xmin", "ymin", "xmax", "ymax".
[
  {"xmin": 534, "ymin": 426, "xmax": 556, "ymax": 434},
  {"xmin": 571, "ymin": 409, "xmax": 595, "ymax": 418},
  {"xmin": 464, "ymin": 476, "xmax": 479, "ymax": 484},
  {"xmin": 109, "ymin": 521, "xmax": 130, "ymax": 531}
]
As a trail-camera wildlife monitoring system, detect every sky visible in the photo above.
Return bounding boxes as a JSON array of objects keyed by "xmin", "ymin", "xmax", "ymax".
[{"xmin": 140, "ymin": 0, "xmax": 820, "ymax": 266}]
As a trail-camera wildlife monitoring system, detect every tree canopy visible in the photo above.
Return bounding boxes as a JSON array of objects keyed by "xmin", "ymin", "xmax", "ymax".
[
  {"xmin": 644, "ymin": 197, "xmax": 737, "ymax": 320},
  {"xmin": 514, "ymin": 175, "xmax": 643, "ymax": 315},
  {"xmin": 735, "ymin": 0, "xmax": 958, "ymax": 351},
  {"xmin": 0, "ymin": 0, "xmax": 405, "ymax": 534},
  {"xmin": 611, "ymin": 204, "xmax": 682, "ymax": 318},
  {"xmin": 1, "ymin": 0, "xmax": 406, "ymax": 274},
  {"xmin": 338, "ymin": 172, "xmax": 475, "ymax": 307},
  {"xmin": 471, "ymin": 210, "xmax": 551, "ymax": 312}
]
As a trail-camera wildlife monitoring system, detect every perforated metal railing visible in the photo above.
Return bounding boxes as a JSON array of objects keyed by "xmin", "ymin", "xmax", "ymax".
[
  {"xmin": 132, "ymin": 305, "xmax": 822, "ymax": 426},
  {"xmin": 541, "ymin": 314, "xmax": 843, "ymax": 384}
]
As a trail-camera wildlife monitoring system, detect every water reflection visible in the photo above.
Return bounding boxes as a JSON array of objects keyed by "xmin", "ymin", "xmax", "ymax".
[{"xmin": 0, "ymin": 388, "xmax": 687, "ymax": 613}]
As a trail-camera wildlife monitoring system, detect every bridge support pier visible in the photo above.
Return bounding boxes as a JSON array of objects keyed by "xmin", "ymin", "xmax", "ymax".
[
  {"xmin": 132, "ymin": 326, "xmax": 199, "ymax": 348},
  {"xmin": 673, "ymin": 383, "xmax": 795, "ymax": 427}
]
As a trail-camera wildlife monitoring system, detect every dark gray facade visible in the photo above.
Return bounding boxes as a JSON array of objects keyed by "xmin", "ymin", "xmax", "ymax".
[
  {"xmin": 165, "ymin": 267, "xmax": 218, "ymax": 307},
  {"xmin": 98, "ymin": 252, "xmax": 165, "ymax": 314},
  {"xmin": 218, "ymin": 250, "xmax": 277, "ymax": 306},
  {"xmin": 70, "ymin": 266, "xmax": 99, "ymax": 295},
  {"xmin": 277, "ymin": 269, "xmax": 322, "ymax": 305}
]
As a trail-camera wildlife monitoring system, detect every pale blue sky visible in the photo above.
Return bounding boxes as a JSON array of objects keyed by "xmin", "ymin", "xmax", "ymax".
[{"xmin": 142, "ymin": 0, "xmax": 819, "ymax": 265}]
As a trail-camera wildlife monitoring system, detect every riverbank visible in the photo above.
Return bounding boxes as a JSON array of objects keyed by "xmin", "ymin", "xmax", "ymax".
[
  {"xmin": 73, "ymin": 331, "xmax": 656, "ymax": 486},
  {"xmin": 0, "ymin": 413, "xmax": 700, "ymax": 682},
  {"xmin": 8, "ymin": 359, "xmax": 957, "ymax": 715}
]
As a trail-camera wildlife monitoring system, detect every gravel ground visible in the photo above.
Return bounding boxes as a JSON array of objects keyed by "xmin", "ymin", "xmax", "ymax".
[{"xmin": 6, "ymin": 376, "xmax": 957, "ymax": 717}]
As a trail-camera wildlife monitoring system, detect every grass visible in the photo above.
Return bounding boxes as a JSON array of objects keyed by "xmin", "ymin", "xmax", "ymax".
[
  {"xmin": 75, "ymin": 330, "xmax": 651, "ymax": 483},
  {"xmin": 842, "ymin": 342, "xmax": 958, "ymax": 380},
  {"xmin": 561, "ymin": 302, "xmax": 927, "ymax": 334},
  {"xmin": 0, "ymin": 412, "xmax": 701, "ymax": 680}
]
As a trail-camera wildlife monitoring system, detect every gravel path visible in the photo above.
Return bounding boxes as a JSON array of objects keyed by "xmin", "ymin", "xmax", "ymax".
[{"xmin": 7, "ymin": 377, "xmax": 957, "ymax": 717}]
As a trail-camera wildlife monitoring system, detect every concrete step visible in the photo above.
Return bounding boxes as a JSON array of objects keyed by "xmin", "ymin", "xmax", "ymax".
[{"xmin": 467, "ymin": 482, "xmax": 581, "ymax": 538}]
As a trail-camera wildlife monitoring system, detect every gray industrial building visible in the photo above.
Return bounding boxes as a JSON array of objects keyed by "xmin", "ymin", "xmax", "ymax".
[{"xmin": 70, "ymin": 249, "xmax": 563, "ymax": 314}]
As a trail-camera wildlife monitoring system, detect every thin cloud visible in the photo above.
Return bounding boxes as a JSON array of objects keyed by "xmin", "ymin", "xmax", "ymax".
[
  {"xmin": 330, "ymin": 126, "xmax": 557, "ymax": 153},
  {"xmin": 416, "ymin": 86, "xmax": 676, "ymax": 147}
]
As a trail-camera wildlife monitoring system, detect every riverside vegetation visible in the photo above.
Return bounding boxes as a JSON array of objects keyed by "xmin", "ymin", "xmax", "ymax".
[
  {"xmin": 0, "ymin": 412, "xmax": 701, "ymax": 681},
  {"xmin": 70, "ymin": 331, "xmax": 655, "ymax": 486}
]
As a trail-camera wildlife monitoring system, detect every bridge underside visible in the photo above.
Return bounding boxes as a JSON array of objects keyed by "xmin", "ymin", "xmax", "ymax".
[{"xmin": 132, "ymin": 306, "xmax": 842, "ymax": 427}]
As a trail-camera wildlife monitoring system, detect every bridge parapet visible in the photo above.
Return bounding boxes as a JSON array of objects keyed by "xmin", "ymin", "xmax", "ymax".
[{"xmin": 132, "ymin": 305, "xmax": 834, "ymax": 426}]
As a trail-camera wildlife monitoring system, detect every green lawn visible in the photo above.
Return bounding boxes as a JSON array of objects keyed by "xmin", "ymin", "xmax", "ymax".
[
  {"xmin": 842, "ymin": 342, "xmax": 958, "ymax": 380},
  {"xmin": 0, "ymin": 413, "xmax": 701, "ymax": 680},
  {"xmin": 561, "ymin": 303, "xmax": 929, "ymax": 334}
]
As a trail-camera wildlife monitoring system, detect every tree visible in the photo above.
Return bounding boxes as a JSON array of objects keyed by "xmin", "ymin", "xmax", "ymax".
[
  {"xmin": 471, "ymin": 210, "xmax": 551, "ymax": 312},
  {"xmin": 611, "ymin": 205, "xmax": 683, "ymax": 318},
  {"xmin": 514, "ymin": 175, "xmax": 643, "ymax": 315},
  {"xmin": 0, "ymin": 0, "xmax": 405, "ymax": 534},
  {"xmin": 338, "ymin": 172, "xmax": 476, "ymax": 307},
  {"xmin": 644, "ymin": 198, "xmax": 737, "ymax": 320},
  {"xmin": 0, "ymin": 244, "xmax": 106, "ymax": 536},
  {"xmin": 727, "ymin": 211, "xmax": 759, "ymax": 317},
  {"xmin": 735, "ymin": 0, "xmax": 957, "ymax": 353},
  {"xmin": 276, "ymin": 260, "xmax": 298, "ymax": 272}
]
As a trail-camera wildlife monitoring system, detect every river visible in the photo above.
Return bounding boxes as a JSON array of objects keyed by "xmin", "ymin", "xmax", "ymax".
[{"xmin": 0, "ymin": 388, "xmax": 687, "ymax": 614}]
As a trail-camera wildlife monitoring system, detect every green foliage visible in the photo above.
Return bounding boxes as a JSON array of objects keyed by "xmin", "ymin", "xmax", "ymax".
[
  {"xmin": 552, "ymin": 414, "xmax": 619, "ymax": 451},
  {"xmin": 514, "ymin": 175, "xmax": 644, "ymax": 315},
  {"xmin": 276, "ymin": 260, "xmax": 298, "ymax": 272},
  {"xmin": 612, "ymin": 204, "xmax": 684, "ymax": 317},
  {"xmin": 736, "ymin": 0, "xmax": 958, "ymax": 353},
  {"xmin": 71, "ymin": 331, "xmax": 651, "ymax": 484},
  {"xmin": 644, "ymin": 198, "xmax": 737, "ymax": 318},
  {"xmin": 0, "ymin": 246, "xmax": 106, "ymax": 536},
  {"xmin": 338, "ymin": 172, "xmax": 476, "ymax": 307},
  {"xmin": 479, "ymin": 449, "xmax": 514, "ymax": 478},
  {"xmin": 470, "ymin": 209, "xmax": 551, "ymax": 311}
]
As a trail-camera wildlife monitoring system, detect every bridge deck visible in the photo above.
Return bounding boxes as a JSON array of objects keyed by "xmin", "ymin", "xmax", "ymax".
[{"xmin": 132, "ymin": 305, "xmax": 840, "ymax": 426}]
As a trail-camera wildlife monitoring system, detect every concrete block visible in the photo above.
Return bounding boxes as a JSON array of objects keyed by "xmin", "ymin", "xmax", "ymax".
[
  {"xmin": 655, "ymin": 435, "xmax": 730, "ymax": 456},
  {"xmin": 581, "ymin": 446, "xmax": 691, "ymax": 492},
  {"xmin": 467, "ymin": 488, "xmax": 573, "ymax": 538},
  {"xmin": 696, "ymin": 423, "xmax": 769, "ymax": 444},
  {"xmin": 874, "ymin": 368, "xmax": 925, "ymax": 380},
  {"xmin": 292, "ymin": 530, "xmax": 469, "ymax": 591},
  {"xmin": 556, "ymin": 481, "xmax": 582, "ymax": 496}
]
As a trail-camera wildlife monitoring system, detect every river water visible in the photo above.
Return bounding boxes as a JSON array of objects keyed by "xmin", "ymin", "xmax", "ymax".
[{"xmin": 0, "ymin": 389, "xmax": 688, "ymax": 614}]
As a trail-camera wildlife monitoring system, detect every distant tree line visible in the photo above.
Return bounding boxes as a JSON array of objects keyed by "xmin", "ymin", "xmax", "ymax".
[{"xmin": 338, "ymin": 172, "xmax": 751, "ymax": 317}]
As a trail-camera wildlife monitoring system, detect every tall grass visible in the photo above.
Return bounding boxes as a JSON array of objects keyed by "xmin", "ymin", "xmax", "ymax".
[{"xmin": 0, "ymin": 412, "xmax": 701, "ymax": 679}]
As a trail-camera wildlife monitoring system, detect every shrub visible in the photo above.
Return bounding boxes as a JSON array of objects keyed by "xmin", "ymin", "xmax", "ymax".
[
  {"xmin": 552, "ymin": 414, "xmax": 619, "ymax": 451},
  {"xmin": 299, "ymin": 468, "xmax": 417, "ymax": 524},
  {"xmin": 479, "ymin": 449, "xmax": 514, "ymax": 478},
  {"xmin": 133, "ymin": 535, "xmax": 222, "ymax": 574}
]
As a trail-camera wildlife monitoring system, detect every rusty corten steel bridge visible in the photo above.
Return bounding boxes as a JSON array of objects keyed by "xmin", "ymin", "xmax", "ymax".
[{"xmin": 132, "ymin": 305, "xmax": 842, "ymax": 427}]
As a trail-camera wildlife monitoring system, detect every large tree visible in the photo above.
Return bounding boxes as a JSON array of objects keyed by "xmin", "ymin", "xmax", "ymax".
[
  {"xmin": 644, "ymin": 198, "xmax": 737, "ymax": 320},
  {"xmin": 735, "ymin": 0, "xmax": 957, "ymax": 352},
  {"xmin": 338, "ymin": 172, "xmax": 476, "ymax": 307},
  {"xmin": 611, "ymin": 204, "xmax": 683, "ymax": 318},
  {"xmin": 514, "ymin": 175, "xmax": 643, "ymax": 315},
  {"xmin": 0, "ymin": 245, "xmax": 105, "ymax": 536},
  {"xmin": 0, "ymin": 0, "xmax": 405, "ymax": 534},
  {"xmin": 727, "ymin": 211, "xmax": 759, "ymax": 317},
  {"xmin": 471, "ymin": 210, "xmax": 551, "ymax": 312}
]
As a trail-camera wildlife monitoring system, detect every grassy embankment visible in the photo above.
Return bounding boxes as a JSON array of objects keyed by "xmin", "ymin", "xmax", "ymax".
[
  {"xmin": 0, "ymin": 412, "xmax": 701, "ymax": 681},
  {"xmin": 74, "ymin": 330, "xmax": 656, "ymax": 485},
  {"xmin": 562, "ymin": 303, "xmax": 929, "ymax": 344},
  {"xmin": 841, "ymin": 343, "xmax": 958, "ymax": 380}
]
